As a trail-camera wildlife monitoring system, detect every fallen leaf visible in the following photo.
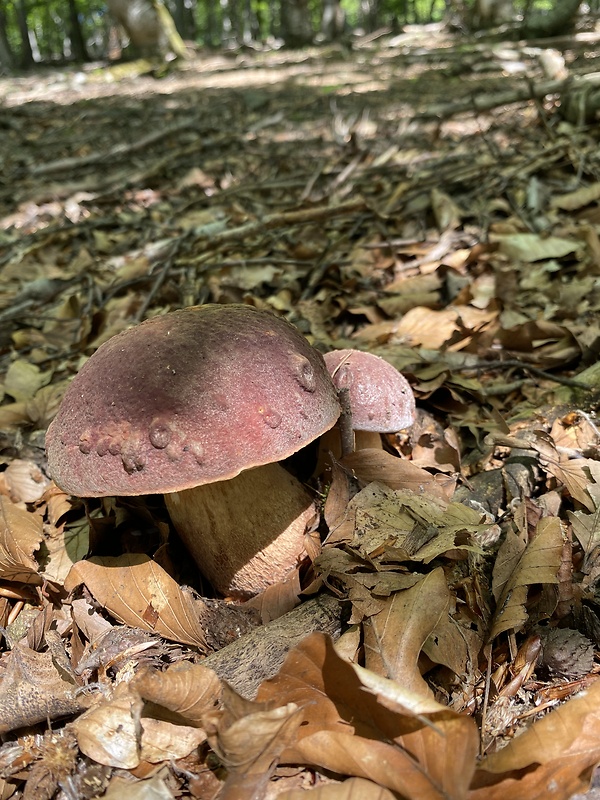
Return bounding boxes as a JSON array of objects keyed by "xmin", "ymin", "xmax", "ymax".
[
  {"xmin": 489, "ymin": 516, "xmax": 563, "ymax": 641},
  {"xmin": 133, "ymin": 660, "xmax": 222, "ymax": 727},
  {"xmin": 364, "ymin": 567, "xmax": 450, "ymax": 696},
  {"xmin": 342, "ymin": 448, "xmax": 455, "ymax": 500},
  {"xmin": 0, "ymin": 496, "xmax": 43, "ymax": 585},
  {"xmin": 3, "ymin": 360, "xmax": 51, "ymax": 402},
  {"xmin": 65, "ymin": 554, "xmax": 209, "ymax": 649},
  {"xmin": 0, "ymin": 643, "xmax": 89, "ymax": 734},
  {"xmin": 257, "ymin": 633, "xmax": 479, "ymax": 799},
  {"xmin": 74, "ymin": 682, "xmax": 143, "ymax": 769},
  {"xmin": 279, "ymin": 777, "xmax": 397, "ymax": 799}
]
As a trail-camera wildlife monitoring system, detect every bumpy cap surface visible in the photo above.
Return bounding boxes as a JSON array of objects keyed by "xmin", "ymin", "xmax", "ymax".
[
  {"xmin": 46, "ymin": 304, "xmax": 340, "ymax": 496},
  {"xmin": 324, "ymin": 349, "xmax": 415, "ymax": 432}
]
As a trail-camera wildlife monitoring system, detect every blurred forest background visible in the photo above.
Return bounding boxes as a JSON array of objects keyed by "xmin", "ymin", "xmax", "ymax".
[{"xmin": 0, "ymin": 0, "xmax": 596, "ymax": 69}]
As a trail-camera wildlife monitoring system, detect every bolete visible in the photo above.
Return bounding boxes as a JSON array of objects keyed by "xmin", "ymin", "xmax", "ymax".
[
  {"xmin": 323, "ymin": 349, "xmax": 416, "ymax": 454},
  {"xmin": 46, "ymin": 304, "xmax": 340, "ymax": 597}
]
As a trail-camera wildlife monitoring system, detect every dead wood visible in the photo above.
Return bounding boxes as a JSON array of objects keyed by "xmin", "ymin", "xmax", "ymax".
[{"xmin": 201, "ymin": 593, "xmax": 343, "ymax": 698}]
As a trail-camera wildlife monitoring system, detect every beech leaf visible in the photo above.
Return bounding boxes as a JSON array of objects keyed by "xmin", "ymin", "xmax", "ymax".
[
  {"xmin": 65, "ymin": 554, "xmax": 208, "ymax": 649},
  {"xmin": 0, "ymin": 496, "xmax": 43, "ymax": 584}
]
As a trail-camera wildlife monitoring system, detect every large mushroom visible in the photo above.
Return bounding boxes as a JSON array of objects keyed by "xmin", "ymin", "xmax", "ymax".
[
  {"xmin": 46, "ymin": 304, "xmax": 340, "ymax": 598},
  {"xmin": 323, "ymin": 349, "xmax": 416, "ymax": 454}
]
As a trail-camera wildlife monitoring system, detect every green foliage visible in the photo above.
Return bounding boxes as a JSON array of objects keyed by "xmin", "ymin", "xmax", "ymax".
[{"xmin": 0, "ymin": 0, "xmax": 586, "ymax": 64}]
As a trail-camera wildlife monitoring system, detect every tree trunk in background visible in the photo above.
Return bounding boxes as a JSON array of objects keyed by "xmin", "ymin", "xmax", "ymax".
[
  {"xmin": 321, "ymin": 0, "xmax": 346, "ymax": 41},
  {"xmin": 0, "ymin": 2, "xmax": 15, "ymax": 68},
  {"xmin": 106, "ymin": 0, "xmax": 187, "ymax": 58},
  {"xmin": 280, "ymin": 0, "xmax": 314, "ymax": 46},
  {"xmin": 15, "ymin": 0, "xmax": 33, "ymax": 67},
  {"xmin": 67, "ymin": 0, "xmax": 88, "ymax": 61},
  {"xmin": 173, "ymin": 0, "xmax": 196, "ymax": 39},
  {"xmin": 469, "ymin": 0, "xmax": 513, "ymax": 29},
  {"xmin": 522, "ymin": 0, "xmax": 582, "ymax": 37}
]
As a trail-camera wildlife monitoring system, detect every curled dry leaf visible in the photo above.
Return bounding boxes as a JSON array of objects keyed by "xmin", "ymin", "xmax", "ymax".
[
  {"xmin": 0, "ymin": 495, "xmax": 43, "ymax": 585},
  {"xmin": 133, "ymin": 660, "xmax": 222, "ymax": 727},
  {"xmin": 0, "ymin": 459, "xmax": 49, "ymax": 504},
  {"xmin": 0, "ymin": 643, "xmax": 89, "ymax": 734},
  {"xmin": 206, "ymin": 691, "xmax": 305, "ymax": 798},
  {"xmin": 470, "ymin": 676, "xmax": 600, "ymax": 799},
  {"xmin": 74, "ymin": 682, "xmax": 143, "ymax": 769},
  {"xmin": 489, "ymin": 516, "xmax": 563, "ymax": 642},
  {"xmin": 341, "ymin": 448, "xmax": 455, "ymax": 501},
  {"xmin": 257, "ymin": 632, "xmax": 478, "ymax": 799},
  {"xmin": 279, "ymin": 777, "xmax": 397, "ymax": 799},
  {"xmin": 138, "ymin": 717, "xmax": 207, "ymax": 764},
  {"xmin": 363, "ymin": 567, "xmax": 450, "ymax": 696},
  {"xmin": 65, "ymin": 554, "xmax": 208, "ymax": 649}
]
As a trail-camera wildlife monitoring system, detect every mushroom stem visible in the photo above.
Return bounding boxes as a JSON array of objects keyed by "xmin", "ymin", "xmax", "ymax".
[
  {"xmin": 337, "ymin": 387, "xmax": 355, "ymax": 457},
  {"xmin": 164, "ymin": 462, "xmax": 316, "ymax": 598}
]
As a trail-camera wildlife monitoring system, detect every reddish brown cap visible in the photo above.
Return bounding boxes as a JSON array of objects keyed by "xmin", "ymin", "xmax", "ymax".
[
  {"xmin": 46, "ymin": 305, "xmax": 340, "ymax": 497},
  {"xmin": 324, "ymin": 349, "xmax": 415, "ymax": 432}
]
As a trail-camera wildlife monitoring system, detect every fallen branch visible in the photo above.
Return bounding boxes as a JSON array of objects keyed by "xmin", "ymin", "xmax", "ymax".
[
  {"xmin": 202, "ymin": 593, "xmax": 343, "ymax": 698},
  {"xmin": 418, "ymin": 76, "xmax": 568, "ymax": 120}
]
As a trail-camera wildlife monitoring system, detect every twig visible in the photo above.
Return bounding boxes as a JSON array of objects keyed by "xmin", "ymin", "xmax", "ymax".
[
  {"xmin": 457, "ymin": 359, "xmax": 590, "ymax": 389},
  {"xmin": 201, "ymin": 593, "xmax": 342, "ymax": 699},
  {"xmin": 190, "ymin": 197, "xmax": 368, "ymax": 254},
  {"xmin": 30, "ymin": 118, "xmax": 201, "ymax": 176}
]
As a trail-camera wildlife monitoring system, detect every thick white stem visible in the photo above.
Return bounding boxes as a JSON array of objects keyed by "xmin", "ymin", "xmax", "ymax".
[{"xmin": 165, "ymin": 462, "xmax": 316, "ymax": 598}]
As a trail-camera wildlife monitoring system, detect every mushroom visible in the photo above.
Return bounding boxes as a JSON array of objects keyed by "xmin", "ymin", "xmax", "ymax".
[
  {"xmin": 323, "ymin": 349, "xmax": 416, "ymax": 455},
  {"xmin": 46, "ymin": 304, "xmax": 340, "ymax": 598}
]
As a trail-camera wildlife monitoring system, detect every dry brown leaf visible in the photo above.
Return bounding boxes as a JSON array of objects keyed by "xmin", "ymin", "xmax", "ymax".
[
  {"xmin": 133, "ymin": 660, "xmax": 222, "ymax": 727},
  {"xmin": 279, "ymin": 778, "xmax": 397, "ymax": 799},
  {"xmin": 489, "ymin": 516, "xmax": 563, "ymax": 641},
  {"xmin": 257, "ymin": 633, "xmax": 478, "ymax": 799},
  {"xmin": 0, "ymin": 496, "xmax": 43, "ymax": 585},
  {"xmin": 0, "ymin": 643, "xmax": 89, "ymax": 734},
  {"xmin": 327, "ymin": 482, "xmax": 486, "ymax": 563},
  {"xmin": 341, "ymin": 448, "xmax": 455, "ymax": 500},
  {"xmin": 41, "ymin": 516, "xmax": 90, "ymax": 586},
  {"xmin": 492, "ymin": 232, "xmax": 581, "ymax": 262},
  {"xmin": 0, "ymin": 401, "xmax": 29, "ymax": 430},
  {"xmin": 206, "ymin": 687, "xmax": 304, "ymax": 799},
  {"xmin": 0, "ymin": 459, "xmax": 50, "ymax": 503},
  {"xmin": 65, "ymin": 554, "xmax": 208, "ymax": 649},
  {"xmin": 3, "ymin": 360, "xmax": 51, "ymax": 402},
  {"xmin": 74, "ymin": 682, "xmax": 143, "ymax": 769},
  {"xmin": 364, "ymin": 567, "xmax": 450, "ymax": 696},
  {"xmin": 381, "ymin": 306, "xmax": 461, "ymax": 349},
  {"xmin": 470, "ymin": 676, "xmax": 600, "ymax": 799},
  {"xmin": 551, "ymin": 182, "xmax": 600, "ymax": 211},
  {"xmin": 138, "ymin": 717, "xmax": 207, "ymax": 764}
]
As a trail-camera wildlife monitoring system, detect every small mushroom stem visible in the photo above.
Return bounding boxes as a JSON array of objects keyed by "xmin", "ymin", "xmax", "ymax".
[
  {"xmin": 164, "ymin": 462, "xmax": 316, "ymax": 598},
  {"xmin": 337, "ymin": 387, "xmax": 355, "ymax": 457}
]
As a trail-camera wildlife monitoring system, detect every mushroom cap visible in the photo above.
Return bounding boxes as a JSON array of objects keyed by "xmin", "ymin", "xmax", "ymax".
[
  {"xmin": 324, "ymin": 349, "xmax": 415, "ymax": 432},
  {"xmin": 46, "ymin": 305, "xmax": 340, "ymax": 497}
]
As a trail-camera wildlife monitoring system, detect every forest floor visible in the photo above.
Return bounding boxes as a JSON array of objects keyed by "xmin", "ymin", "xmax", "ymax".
[{"xmin": 2, "ymin": 22, "xmax": 600, "ymax": 799}]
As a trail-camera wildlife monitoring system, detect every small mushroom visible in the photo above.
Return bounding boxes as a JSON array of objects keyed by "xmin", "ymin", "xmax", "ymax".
[
  {"xmin": 323, "ymin": 349, "xmax": 416, "ymax": 455},
  {"xmin": 46, "ymin": 304, "xmax": 340, "ymax": 598}
]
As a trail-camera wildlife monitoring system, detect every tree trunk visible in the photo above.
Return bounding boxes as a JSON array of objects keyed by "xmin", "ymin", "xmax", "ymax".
[
  {"xmin": 15, "ymin": 0, "xmax": 34, "ymax": 68},
  {"xmin": 521, "ymin": 0, "xmax": 581, "ymax": 38},
  {"xmin": 0, "ymin": 2, "xmax": 15, "ymax": 68},
  {"xmin": 280, "ymin": 0, "xmax": 314, "ymax": 46},
  {"xmin": 106, "ymin": 0, "xmax": 187, "ymax": 58},
  {"xmin": 320, "ymin": 0, "xmax": 346, "ymax": 42},
  {"xmin": 67, "ymin": 0, "xmax": 88, "ymax": 62}
]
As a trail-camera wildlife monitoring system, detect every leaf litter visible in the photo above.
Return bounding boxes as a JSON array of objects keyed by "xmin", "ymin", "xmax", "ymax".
[{"xmin": 2, "ymin": 27, "xmax": 600, "ymax": 800}]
